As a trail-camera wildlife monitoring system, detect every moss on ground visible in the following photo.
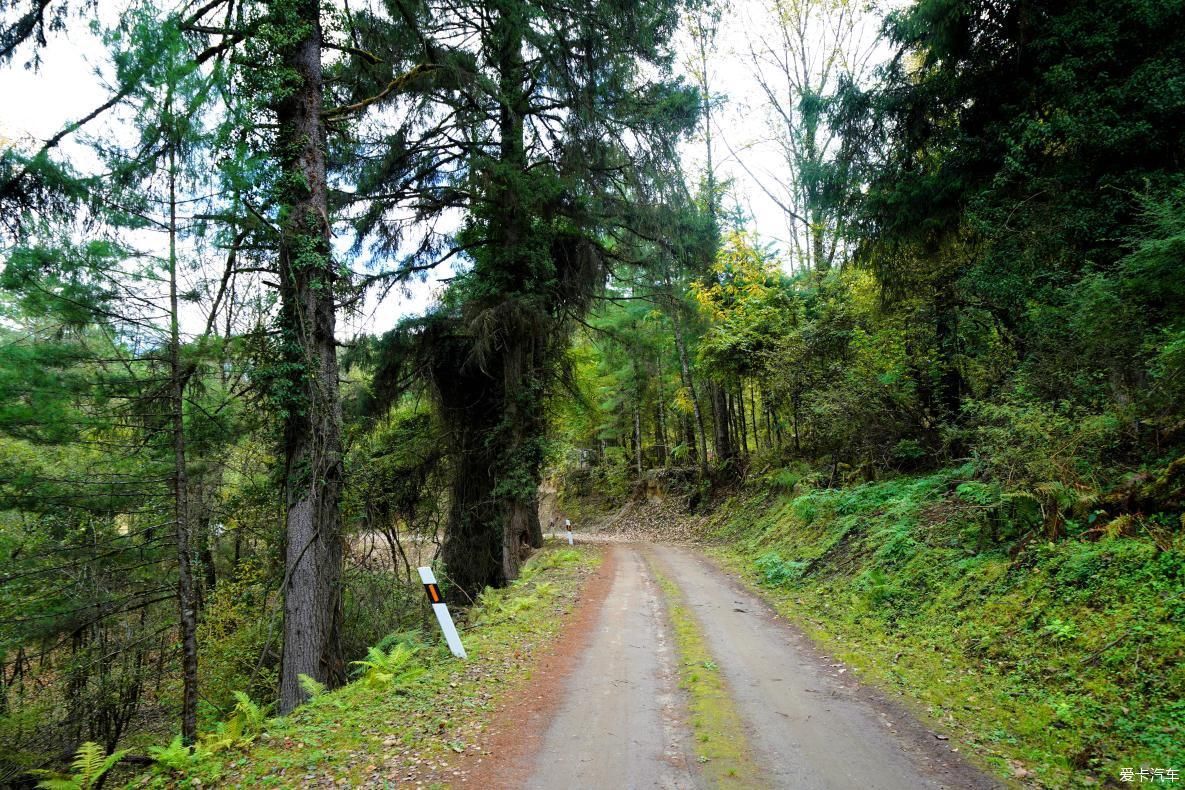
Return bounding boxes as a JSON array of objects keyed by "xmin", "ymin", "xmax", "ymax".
[
  {"xmin": 651, "ymin": 564, "xmax": 762, "ymax": 788},
  {"xmin": 706, "ymin": 468, "xmax": 1185, "ymax": 788},
  {"xmin": 135, "ymin": 544, "xmax": 601, "ymax": 788}
]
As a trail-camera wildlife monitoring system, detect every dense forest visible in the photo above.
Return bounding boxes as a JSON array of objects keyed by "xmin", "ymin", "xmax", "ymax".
[{"xmin": 1, "ymin": 0, "xmax": 1182, "ymax": 786}]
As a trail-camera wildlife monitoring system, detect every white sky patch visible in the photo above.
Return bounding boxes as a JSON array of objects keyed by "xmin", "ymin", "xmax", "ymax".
[{"xmin": 1, "ymin": 0, "xmax": 892, "ymax": 337}]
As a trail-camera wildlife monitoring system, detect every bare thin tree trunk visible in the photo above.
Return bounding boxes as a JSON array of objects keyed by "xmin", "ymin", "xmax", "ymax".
[
  {"xmin": 654, "ymin": 352, "xmax": 668, "ymax": 465},
  {"xmin": 665, "ymin": 284, "xmax": 708, "ymax": 477},
  {"xmin": 736, "ymin": 383, "xmax": 748, "ymax": 454},
  {"xmin": 767, "ymin": 390, "xmax": 773, "ymax": 449},
  {"xmin": 167, "ymin": 137, "xmax": 199, "ymax": 745},
  {"xmin": 674, "ymin": 317, "xmax": 709, "ymax": 474},
  {"xmin": 749, "ymin": 381, "xmax": 760, "ymax": 452},
  {"xmin": 634, "ymin": 395, "xmax": 644, "ymax": 478}
]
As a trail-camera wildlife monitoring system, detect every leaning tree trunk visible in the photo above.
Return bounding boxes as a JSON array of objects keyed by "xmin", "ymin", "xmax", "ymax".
[{"xmin": 272, "ymin": 0, "xmax": 345, "ymax": 714}]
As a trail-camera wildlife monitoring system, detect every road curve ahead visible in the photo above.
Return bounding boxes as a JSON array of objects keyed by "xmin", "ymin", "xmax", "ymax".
[{"xmin": 526, "ymin": 543, "xmax": 998, "ymax": 790}]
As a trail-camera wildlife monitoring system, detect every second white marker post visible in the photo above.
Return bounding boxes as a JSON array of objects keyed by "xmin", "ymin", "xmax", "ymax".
[{"xmin": 417, "ymin": 566, "xmax": 467, "ymax": 659}]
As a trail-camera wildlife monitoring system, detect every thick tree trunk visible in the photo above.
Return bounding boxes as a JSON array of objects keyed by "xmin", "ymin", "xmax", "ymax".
[
  {"xmin": 273, "ymin": 0, "xmax": 345, "ymax": 714},
  {"xmin": 711, "ymin": 383, "xmax": 734, "ymax": 463},
  {"xmin": 492, "ymin": 2, "xmax": 544, "ymax": 577},
  {"xmin": 499, "ymin": 341, "xmax": 544, "ymax": 574},
  {"xmin": 167, "ymin": 141, "xmax": 199, "ymax": 745},
  {"xmin": 528, "ymin": 494, "xmax": 543, "ymax": 548},
  {"xmin": 503, "ymin": 498, "xmax": 533, "ymax": 581},
  {"xmin": 439, "ymin": 369, "xmax": 505, "ymax": 602}
]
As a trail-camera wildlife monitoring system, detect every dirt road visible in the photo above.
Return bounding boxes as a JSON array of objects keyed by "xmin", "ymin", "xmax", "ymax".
[
  {"xmin": 524, "ymin": 543, "xmax": 998, "ymax": 789},
  {"xmin": 527, "ymin": 547, "xmax": 702, "ymax": 789}
]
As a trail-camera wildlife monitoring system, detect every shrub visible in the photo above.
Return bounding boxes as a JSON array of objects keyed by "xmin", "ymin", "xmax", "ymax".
[
  {"xmin": 755, "ymin": 552, "xmax": 807, "ymax": 586},
  {"xmin": 196, "ymin": 560, "xmax": 279, "ymax": 721},
  {"xmin": 341, "ymin": 567, "xmax": 425, "ymax": 665},
  {"xmin": 964, "ymin": 397, "xmax": 1119, "ymax": 491}
]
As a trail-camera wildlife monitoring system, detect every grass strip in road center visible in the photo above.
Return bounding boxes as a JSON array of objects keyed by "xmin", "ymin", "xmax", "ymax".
[{"xmin": 650, "ymin": 563, "xmax": 763, "ymax": 789}]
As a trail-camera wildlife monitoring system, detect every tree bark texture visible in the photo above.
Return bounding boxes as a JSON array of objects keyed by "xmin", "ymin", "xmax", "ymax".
[
  {"xmin": 712, "ymin": 382, "xmax": 735, "ymax": 463},
  {"xmin": 272, "ymin": 0, "xmax": 345, "ymax": 714},
  {"xmin": 491, "ymin": 2, "xmax": 543, "ymax": 580}
]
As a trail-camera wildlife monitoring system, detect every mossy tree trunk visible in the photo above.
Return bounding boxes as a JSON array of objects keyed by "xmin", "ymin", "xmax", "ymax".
[{"xmin": 270, "ymin": 0, "xmax": 345, "ymax": 714}]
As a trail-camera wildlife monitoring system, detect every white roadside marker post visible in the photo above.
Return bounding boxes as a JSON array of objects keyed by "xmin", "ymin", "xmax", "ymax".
[
  {"xmin": 565, "ymin": 517, "xmax": 573, "ymax": 545},
  {"xmin": 418, "ymin": 567, "xmax": 467, "ymax": 659}
]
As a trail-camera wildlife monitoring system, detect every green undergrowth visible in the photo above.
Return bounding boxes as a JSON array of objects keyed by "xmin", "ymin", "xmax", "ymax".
[
  {"xmin": 651, "ymin": 564, "xmax": 761, "ymax": 788},
  {"xmin": 705, "ymin": 466, "xmax": 1185, "ymax": 788},
  {"xmin": 133, "ymin": 544, "xmax": 599, "ymax": 788}
]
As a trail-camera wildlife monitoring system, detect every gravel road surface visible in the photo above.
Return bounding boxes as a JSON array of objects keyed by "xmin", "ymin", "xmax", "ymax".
[
  {"xmin": 527, "ymin": 546, "xmax": 702, "ymax": 789},
  {"xmin": 525, "ymin": 542, "xmax": 998, "ymax": 789}
]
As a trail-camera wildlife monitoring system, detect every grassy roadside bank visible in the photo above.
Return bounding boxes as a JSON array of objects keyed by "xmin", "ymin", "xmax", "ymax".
[
  {"xmin": 703, "ymin": 468, "xmax": 1184, "ymax": 788},
  {"xmin": 126, "ymin": 544, "xmax": 600, "ymax": 788}
]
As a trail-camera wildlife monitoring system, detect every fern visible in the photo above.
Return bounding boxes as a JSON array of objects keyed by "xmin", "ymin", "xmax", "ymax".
[
  {"xmin": 298, "ymin": 673, "xmax": 328, "ymax": 699},
  {"xmin": 350, "ymin": 643, "xmax": 425, "ymax": 690},
  {"xmin": 202, "ymin": 691, "xmax": 270, "ymax": 753},
  {"xmin": 148, "ymin": 735, "xmax": 196, "ymax": 773},
  {"xmin": 1105, "ymin": 513, "xmax": 1137, "ymax": 538},
  {"xmin": 230, "ymin": 691, "xmax": 268, "ymax": 736},
  {"xmin": 34, "ymin": 741, "xmax": 128, "ymax": 789}
]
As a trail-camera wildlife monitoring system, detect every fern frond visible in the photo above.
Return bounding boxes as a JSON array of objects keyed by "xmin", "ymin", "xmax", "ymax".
[
  {"xmin": 149, "ymin": 735, "xmax": 194, "ymax": 772},
  {"xmin": 94, "ymin": 750, "xmax": 129, "ymax": 786},
  {"xmin": 34, "ymin": 779, "xmax": 80, "ymax": 790},
  {"xmin": 72, "ymin": 742, "xmax": 105, "ymax": 784},
  {"xmin": 299, "ymin": 673, "xmax": 327, "ymax": 699}
]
